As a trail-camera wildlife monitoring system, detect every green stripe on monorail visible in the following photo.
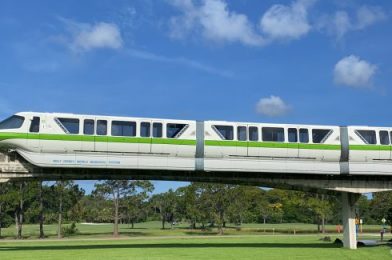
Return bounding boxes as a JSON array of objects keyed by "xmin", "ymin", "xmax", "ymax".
[
  {"xmin": 0, "ymin": 132, "xmax": 196, "ymax": 146},
  {"xmin": 1, "ymin": 132, "xmax": 391, "ymax": 151},
  {"xmin": 205, "ymin": 140, "xmax": 341, "ymax": 150},
  {"xmin": 349, "ymin": 145, "xmax": 391, "ymax": 151}
]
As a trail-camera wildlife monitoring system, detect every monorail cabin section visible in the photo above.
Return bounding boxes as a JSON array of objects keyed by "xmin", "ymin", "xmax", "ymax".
[{"xmin": 0, "ymin": 112, "xmax": 392, "ymax": 175}]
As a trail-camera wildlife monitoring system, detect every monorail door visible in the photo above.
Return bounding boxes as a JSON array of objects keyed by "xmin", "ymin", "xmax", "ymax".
[{"xmin": 27, "ymin": 115, "xmax": 41, "ymax": 152}]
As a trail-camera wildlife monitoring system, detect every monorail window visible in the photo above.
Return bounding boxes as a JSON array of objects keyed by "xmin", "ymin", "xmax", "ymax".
[
  {"xmin": 380, "ymin": 131, "xmax": 390, "ymax": 145},
  {"xmin": 262, "ymin": 127, "xmax": 285, "ymax": 142},
  {"xmin": 57, "ymin": 118, "xmax": 79, "ymax": 134},
  {"xmin": 356, "ymin": 130, "xmax": 376, "ymax": 144},
  {"xmin": 214, "ymin": 125, "xmax": 234, "ymax": 140},
  {"xmin": 167, "ymin": 123, "xmax": 187, "ymax": 138},
  {"xmin": 299, "ymin": 129, "xmax": 309, "ymax": 143},
  {"xmin": 97, "ymin": 120, "xmax": 107, "ymax": 136},
  {"xmin": 141, "ymin": 122, "xmax": 151, "ymax": 137},
  {"xmin": 312, "ymin": 129, "xmax": 332, "ymax": 143},
  {"xmin": 29, "ymin": 117, "xmax": 40, "ymax": 133},
  {"xmin": 84, "ymin": 119, "xmax": 95, "ymax": 135},
  {"xmin": 0, "ymin": 115, "xmax": 24, "ymax": 130},
  {"xmin": 237, "ymin": 126, "xmax": 247, "ymax": 141},
  {"xmin": 153, "ymin": 123, "xmax": 162, "ymax": 138},
  {"xmin": 288, "ymin": 128, "xmax": 298, "ymax": 142},
  {"xmin": 112, "ymin": 121, "xmax": 136, "ymax": 137},
  {"xmin": 249, "ymin": 127, "xmax": 259, "ymax": 141}
]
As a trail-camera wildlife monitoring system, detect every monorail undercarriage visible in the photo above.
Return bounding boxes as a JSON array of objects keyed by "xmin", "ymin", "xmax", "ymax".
[{"xmin": 2, "ymin": 151, "xmax": 392, "ymax": 194}]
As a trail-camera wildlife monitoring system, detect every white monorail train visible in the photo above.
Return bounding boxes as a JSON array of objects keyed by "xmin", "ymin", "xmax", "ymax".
[{"xmin": 0, "ymin": 112, "xmax": 392, "ymax": 175}]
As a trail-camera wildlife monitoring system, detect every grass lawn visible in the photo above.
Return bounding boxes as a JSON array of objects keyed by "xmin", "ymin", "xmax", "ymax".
[
  {"xmin": 0, "ymin": 235, "xmax": 391, "ymax": 260},
  {"xmin": 0, "ymin": 221, "xmax": 389, "ymax": 239}
]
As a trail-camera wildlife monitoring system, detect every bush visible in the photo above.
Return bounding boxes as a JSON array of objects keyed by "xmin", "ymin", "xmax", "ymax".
[
  {"xmin": 62, "ymin": 222, "xmax": 79, "ymax": 236},
  {"xmin": 0, "ymin": 214, "xmax": 13, "ymax": 228}
]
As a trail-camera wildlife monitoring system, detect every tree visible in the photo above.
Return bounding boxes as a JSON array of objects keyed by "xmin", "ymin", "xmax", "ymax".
[
  {"xmin": 150, "ymin": 189, "xmax": 177, "ymax": 229},
  {"xmin": 370, "ymin": 191, "xmax": 392, "ymax": 224},
  {"xmin": 2, "ymin": 181, "xmax": 40, "ymax": 239},
  {"xmin": 15, "ymin": 182, "xmax": 25, "ymax": 239},
  {"xmin": 0, "ymin": 182, "xmax": 12, "ymax": 238},
  {"xmin": 357, "ymin": 195, "xmax": 373, "ymax": 224},
  {"xmin": 197, "ymin": 184, "xmax": 233, "ymax": 235},
  {"xmin": 6, "ymin": 181, "xmax": 28, "ymax": 239},
  {"xmin": 124, "ymin": 181, "xmax": 154, "ymax": 229},
  {"xmin": 94, "ymin": 180, "xmax": 153, "ymax": 236},
  {"xmin": 227, "ymin": 186, "xmax": 252, "ymax": 225},
  {"xmin": 307, "ymin": 194, "xmax": 333, "ymax": 233},
  {"xmin": 176, "ymin": 184, "xmax": 201, "ymax": 229},
  {"xmin": 265, "ymin": 189, "xmax": 286, "ymax": 223},
  {"xmin": 386, "ymin": 208, "xmax": 392, "ymax": 233},
  {"xmin": 38, "ymin": 181, "xmax": 44, "ymax": 238},
  {"xmin": 258, "ymin": 200, "xmax": 271, "ymax": 224},
  {"xmin": 53, "ymin": 181, "xmax": 84, "ymax": 238},
  {"xmin": 79, "ymin": 194, "xmax": 112, "ymax": 223},
  {"xmin": 23, "ymin": 181, "xmax": 46, "ymax": 239},
  {"xmin": 55, "ymin": 181, "xmax": 65, "ymax": 239},
  {"xmin": 19, "ymin": 181, "xmax": 56, "ymax": 239}
]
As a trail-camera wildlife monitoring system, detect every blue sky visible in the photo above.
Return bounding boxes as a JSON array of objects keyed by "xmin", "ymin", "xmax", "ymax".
[{"xmin": 1, "ymin": 0, "xmax": 391, "ymax": 194}]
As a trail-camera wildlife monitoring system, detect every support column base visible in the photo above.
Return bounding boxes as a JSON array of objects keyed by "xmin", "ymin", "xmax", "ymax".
[{"xmin": 341, "ymin": 192, "xmax": 360, "ymax": 249}]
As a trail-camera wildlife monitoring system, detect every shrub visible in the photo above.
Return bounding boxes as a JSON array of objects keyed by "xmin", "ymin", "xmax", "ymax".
[{"xmin": 62, "ymin": 222, "xmax": 79, "ymax": 236}]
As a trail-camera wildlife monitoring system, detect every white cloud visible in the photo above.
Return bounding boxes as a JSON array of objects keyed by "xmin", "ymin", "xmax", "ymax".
[
  {"xmin": 334, "ymin": 55, "xmax": 377, "ymax": 88},
  {"xmin": 73, "ymin": 23, "xmax": 123, "ymax": 51},
  {"xmin": 256, "ymin": 96, "xmax": 290, "ymax": 117},
  {"xmin": 356, "ymin": 6, "xmax": 387, "ymax": 29},
  {"xmin": 55, "ymin": 17, "xmax": 230, "ymax": 77},
  {"xmin": 319, "ymin": 5, "xmax": 387, "ymax": 39},
  {"xmin": 330, "ymin": 11, "xmax": 351, "ymax": 40},
  {"xmin": 260, "ymin": 0, "xmax": 315, "ymax": 40},
  {"xmin": 169, "ymin": 0, "xmax": 314, "ymax": 45},
  {"xmin": 199, "ymin": 0, "xmax": 265, "ymax": 45},
  {"xmin": 169, "ymin": 0, "xmax": 265, "ymax": 46},
  {"xmin": 169, "ymin": 1, "xmax": 387, "ymax": 46},
  {"xmin": 59, "ymin": 18, "xmax": 123, "ymax": 52}
]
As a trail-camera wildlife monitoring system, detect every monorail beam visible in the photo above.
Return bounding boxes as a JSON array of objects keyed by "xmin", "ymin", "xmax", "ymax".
[
  {"xmin": 0, "ymin": 178, "xmax": 9, "ymax": 183},
  {"xmin": 2, "ymin": 168, "xmax": 392, "ymax": 193}
]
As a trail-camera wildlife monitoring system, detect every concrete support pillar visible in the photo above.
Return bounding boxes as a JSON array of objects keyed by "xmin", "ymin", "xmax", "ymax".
[{"xmin": 341, "ymin": 192, "xmax": 360, "ymax": 249}]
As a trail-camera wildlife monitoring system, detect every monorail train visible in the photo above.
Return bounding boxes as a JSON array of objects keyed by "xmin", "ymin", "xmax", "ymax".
[{"xmin": 0, "ymin": 112, "xmax": 391, "ymax": 175}]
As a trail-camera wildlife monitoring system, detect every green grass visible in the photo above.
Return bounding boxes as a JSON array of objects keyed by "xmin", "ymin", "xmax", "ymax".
[
  {"xmin": 1, "ymin": 222, "xmax": 390, "ymax": 259},
  {"xmin": 0, "ymin": 221, "xmax": 389, "ymax": 239},
  {"xmin": 0, "ymin": 235, "xmax": 391, "ymax": 260}
]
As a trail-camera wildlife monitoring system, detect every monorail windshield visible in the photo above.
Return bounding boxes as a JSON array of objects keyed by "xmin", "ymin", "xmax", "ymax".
[{"xmin": 0, "ymin": 115, "xmax": 24, "ymax": 130}]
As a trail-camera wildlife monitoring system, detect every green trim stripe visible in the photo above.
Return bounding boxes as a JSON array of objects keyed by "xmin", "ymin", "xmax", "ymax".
[
  {"xmin": 298, "ymin": 143, "xmax": 341, "ymax": 150},
  {"xmin": 349, "ymin": 145, "xmax": 391, "ymax": 151},
  {"xmin": 205, "ymin": 140, "xmax": 248, "ymax": 147},
  {"xmin": 0, "ymin": 132, "xmax": 196, "ymax": 146},
  {"xmin": 0, "ymin": 132, "xmax": 27, "ymax": 140},
  {"xmin": 151, "ymin": 138, "xmax": 196, "ymax": 145},
  {"xmin": 1, "ymin": 132, "xmax": 391, "ymax": 151}
]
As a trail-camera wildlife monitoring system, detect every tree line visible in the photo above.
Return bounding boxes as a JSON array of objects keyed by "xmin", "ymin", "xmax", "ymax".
[{"xmin": 1, "ymin": 180, "xmax": 392, "ymax": 238}]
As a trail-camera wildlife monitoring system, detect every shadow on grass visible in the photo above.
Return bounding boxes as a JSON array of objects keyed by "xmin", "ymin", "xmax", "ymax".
[
  {"xmin": 183, "ymin": 231, "xmax": 219, "ymax": 236},
  {"xmin": 0, "ymin": 232, "xmax": 148, "ymax": 240},
  {"xmin": 78, "ymin": 231, "xmax": 147, "ymax": 237},
  {"xmin": 0, "ymin": 242, "xmax": 342, "ymax": 251},
  {"xmin": 121, "ymin": 227, "xmax": 148, "ymax": 230}
]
